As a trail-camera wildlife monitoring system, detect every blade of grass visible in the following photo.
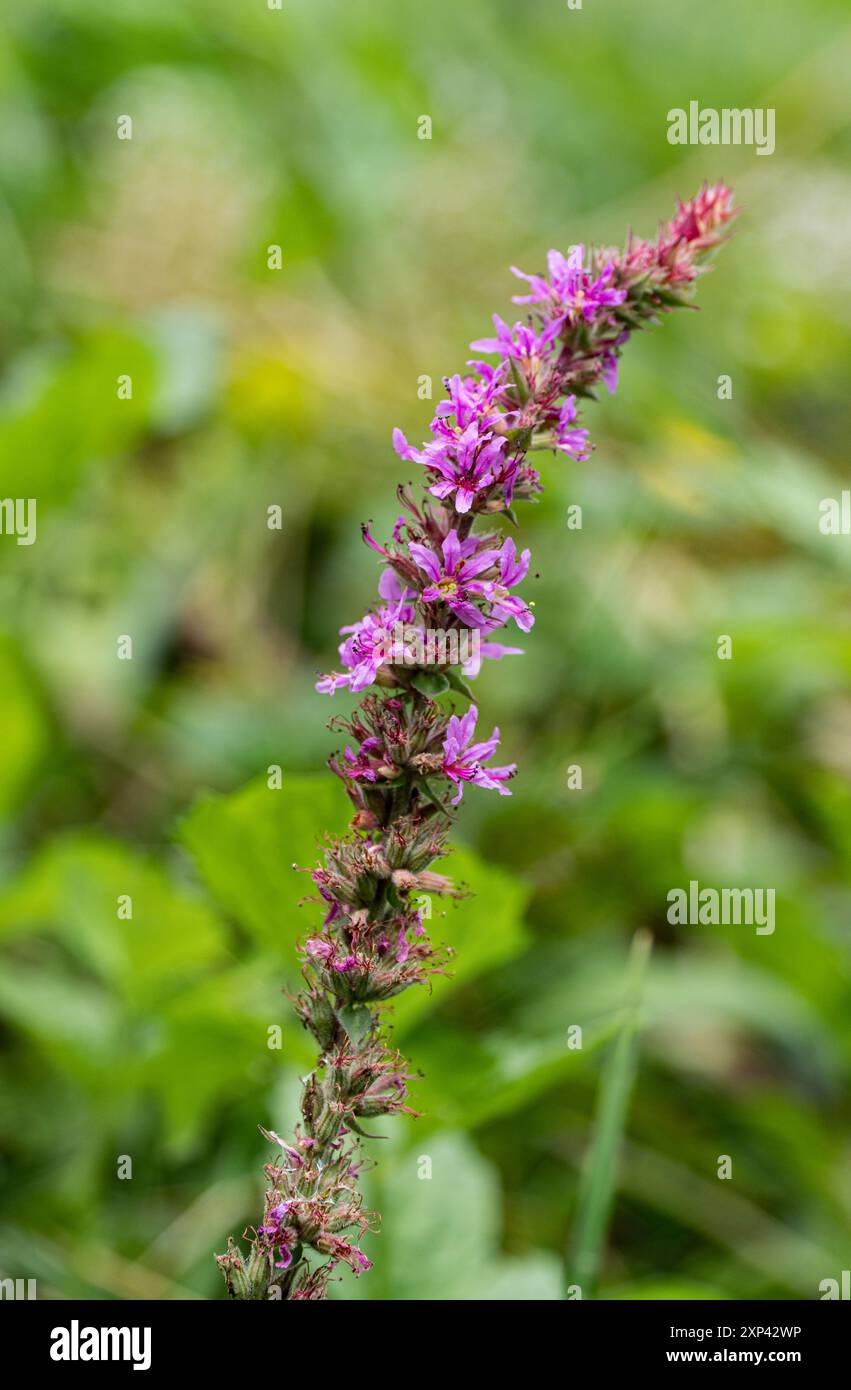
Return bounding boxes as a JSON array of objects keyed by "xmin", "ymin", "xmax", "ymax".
[{"xmin": 565, "ymin": 928, "xmax": 653, "ymax": 1298}]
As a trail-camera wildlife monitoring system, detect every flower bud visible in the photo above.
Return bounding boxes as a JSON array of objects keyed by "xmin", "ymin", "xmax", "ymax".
[
  {"xmin": 245, "ymin": 1241, "xmax": 272, "ymax": 1297},
  {"xmin": 295, "ymin": 988, "xmax": 338, "ymax": 1049},
  {"xmin": 216, "ymin": 1238, "xmax": 253, "ymax": 1299},
  {"xmin": 391, "ymin": 869, "xmax": 418, "ymax": 893}
]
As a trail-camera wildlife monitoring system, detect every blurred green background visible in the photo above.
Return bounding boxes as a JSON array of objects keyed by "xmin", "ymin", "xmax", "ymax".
[{"xmin": 1, "ymin": 0, "xmax": 850, "ymax": 1301}]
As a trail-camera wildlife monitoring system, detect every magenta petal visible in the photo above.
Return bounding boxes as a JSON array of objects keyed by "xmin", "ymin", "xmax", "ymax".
[
  {"xmin": 409, "ymin": 542, "xmax": 441, "ymax": 583},
  {"xmin": 442, "ymin": 528, "xmax": 461, "ymax": 574}
]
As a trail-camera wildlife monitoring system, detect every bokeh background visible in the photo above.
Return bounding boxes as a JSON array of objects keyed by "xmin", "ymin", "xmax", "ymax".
[{"xmin": 1, "ymin": 0, "xmax": 850, "ymax": 1301}]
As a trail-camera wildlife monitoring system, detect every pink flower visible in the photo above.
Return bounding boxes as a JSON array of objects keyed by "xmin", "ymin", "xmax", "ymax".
[
  {"xmin": 258, "ymin": 1202, "xmax": 296, "ymax": 1270},
  {"xmin": 599, "ymin": 333, "xmax": 630, "ymax": 395},
  {"xmin": 343, "ymin": 737, "xmax": 382, "ymax": 781},
  {"xmin": 469, "ymin": 536, "xmax": 534, "ymax": 633},
  {"xmin": 433, "ymin": 366, "xmax": 508, "ymax": 431},
  {"xmin": 409, "ymin": 528, "xmax": 500, "ymax": 626},
  {"xmin": 394, "ymin": 420, "xmax": 509, "ymax": 514},
  {"xmin": 470, "ymin": 315, "xmax": 561, "ymax": 378},
  {"xmin": 317, "ymin": 1236, "xmax": 373, "ymax": 1275},
  {"xmin": 305, "ymin": 937, "xmax": 334, "ymax": 960},
  {"xmin": 316, "ymin": 579, "xmax": 417, "ymax": 694},
  {"xmin": 441, "ymin": 704, "xmax": 516, "ymax": 805},
  {"xmin": 462, "ymin": 633, "xmax": 523, "ymax": 679},
  {"xmin": 553, "ymin": 396, "xmax": 591, "ymax": 459},
  {"xmin": 511, "ymin": 245, "xmax": 626, "ymax": 325}
]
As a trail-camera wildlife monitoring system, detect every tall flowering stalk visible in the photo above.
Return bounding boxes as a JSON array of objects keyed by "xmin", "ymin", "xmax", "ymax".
[{"xmin": 216, "ymin": 185, "xmax": 736, "ymax": 1300}]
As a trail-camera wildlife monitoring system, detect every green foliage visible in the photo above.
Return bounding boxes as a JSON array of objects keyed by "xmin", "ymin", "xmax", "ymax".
[
  {"xmin": 337, "ymin": 1003, "xmax": 373, "ymax": 1048},
  {"xmin": 178, "ymin": 773, "xmax": 348, "ymax": 949},
  {"xmin": 410, "ymin": 671, "xmax": 450, "ymax": 698},
  {"xmin": 0, "ymin": 0, "xmax": 850, "ymax": 1302},
  {"xmin": 330, "ymin": 1133, "xmax": 562, "ymax": 1301},
  {"xmin": 0, "ymin": 637, "xmax": 51, "ymax": 816},
  {"xmin": 391, "ymin": 842, "xmax": 531, "ymax": 1037},
  {"xmin": 566, "ymin": 932, "xmax": 652, "ymax": 1297}
]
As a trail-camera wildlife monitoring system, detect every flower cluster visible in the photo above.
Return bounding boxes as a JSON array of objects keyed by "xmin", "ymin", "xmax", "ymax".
[
  {"xmin": 316, "ymin": 184, "xmax": 735, "ymax": 708},
  {"xmin": 218, "ymin": 185, "xmax": 736, "ymax": 1301}
]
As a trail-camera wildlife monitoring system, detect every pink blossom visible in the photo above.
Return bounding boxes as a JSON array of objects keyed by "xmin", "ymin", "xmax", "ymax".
[
  {"xmin": 433, "ymin": 366, "xmax": 508, "ymax": 431},
  {"xmin": 552, "ymin": 396, "xmax": 591, "ymax": 459},
  {"xmin": 409, "ymin": 528, "xmax": 500, "ymax": 626},
  {"xmin": 511, "ymin": 245, "xmax": 626, "ymax": 324},
  {"xmin": 470, "ymin": 537, "xmax": 534, "ymax": 633},
  {"xmin": 316, "ymin": 581, "xmax": 417, "ymax": 694},
  {"xmin": 441, "ymin": 704, "xmax": 516, "ymax": 805},
  {"xmin": 470, "ymin": 315, "xmax": 561, "ymax": 376},
  {"xmin": 394, "ymin": 420, "xmax": 509, "ymax": 514}
]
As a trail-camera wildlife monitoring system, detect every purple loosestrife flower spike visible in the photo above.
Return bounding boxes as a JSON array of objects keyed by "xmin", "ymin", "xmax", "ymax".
[{"xmin": 217, "ymin": 184, "xmax": 736, "ymax": 1302}]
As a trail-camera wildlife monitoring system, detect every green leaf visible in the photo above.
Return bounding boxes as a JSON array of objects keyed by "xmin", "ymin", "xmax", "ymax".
[
  {"xmin": 0, "ymin": 957, "xmax": 116, "ymax": 1059},
  {"xmin": 331, "ymin": 1132, "xmax": 561, "ymax": 1301},
  {"xmin": 337, "ymin": 1002, "xmax": 372, "ymax": 1047},
  {"xmin": 445, "ymin": 668, "xmax": 475, "ymax": 700},
  {"xmin": 178, "ymin": 772, "xmax": 348, "ymax": 950},
  {"xmin": 142, "ymin": 961, "xmax": 307, "ymax": 1156},
  {"xmin": 0, "ymin": 834, "xmax": 226, "ymax": 1007},
  {"xmin": 0, "ymin": 637, "xmax": 50, "ymax": 817},
  {"xmin": 414, "ymin": 773, "xmax": 446, "ymax": 812},
  {"xmin": 509, "ymin": 942, "xmax": 839, "ymax": 1084},
  {"xmin": 566, "ymin": 930, "xmax": 652, "ymax": 1298},
  {"xmin": 389, "ymin": 842, "xmax": 530, "ymax": 1038},
  {"xmin": 411, "ymin": 670, "xmax": 450, "ymax": 698},
  {"xmin": 408, "ymin": 1018, "xmax": 617, "ymax": 1129},
  {"xmin": 0, "ymin": 330, "xmax": 156, "ymax": 508}
]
